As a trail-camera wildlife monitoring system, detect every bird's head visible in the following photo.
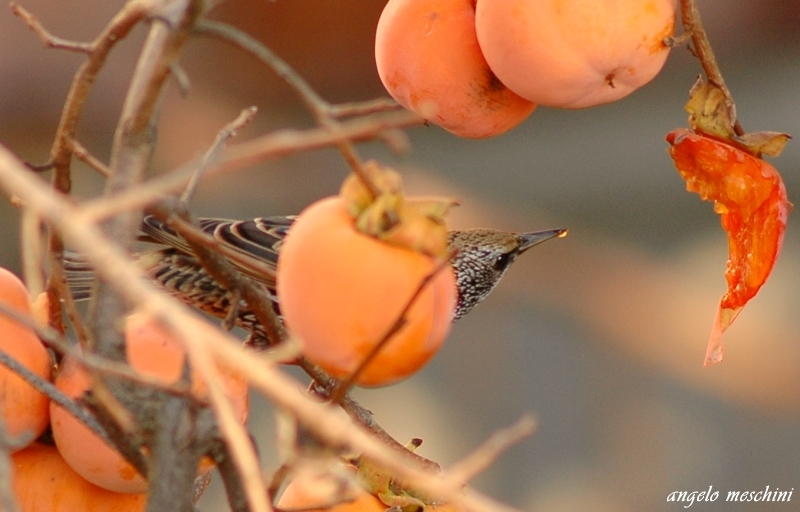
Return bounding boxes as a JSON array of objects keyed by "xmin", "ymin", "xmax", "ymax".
[{"xmin": 447, "ymin": 227, "xmax": 566, "ymax": 319}]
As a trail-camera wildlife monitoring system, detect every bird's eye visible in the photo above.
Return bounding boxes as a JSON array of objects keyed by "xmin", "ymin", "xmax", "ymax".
[{"xmin": 493, "ymin": 252, "xmax": 513, "ymax": 271}]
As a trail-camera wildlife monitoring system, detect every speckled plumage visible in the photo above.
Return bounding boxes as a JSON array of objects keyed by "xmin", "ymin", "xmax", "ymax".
[
  {"xmin": 64, "ymin": 215, "xmax": 565, "ymax": 344},
  {"xmin": 448, "ymin": 229, "xmax": 562, "ymax": 319}
]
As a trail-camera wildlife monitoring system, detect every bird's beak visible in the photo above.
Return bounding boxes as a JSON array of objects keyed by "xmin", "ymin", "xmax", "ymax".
[{"xmin": 517, "ymin": 228, "xmax": 568, "ymax": 253}]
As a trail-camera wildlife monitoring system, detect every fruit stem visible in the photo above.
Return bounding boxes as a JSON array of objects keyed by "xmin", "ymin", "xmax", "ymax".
[
  {"xmin": 340, "ymin": 144, "xmax": 384, "ymax": 203},
  {"xmin": 679, "ymin": 0, "xmax": 744, "ymax": 136}
]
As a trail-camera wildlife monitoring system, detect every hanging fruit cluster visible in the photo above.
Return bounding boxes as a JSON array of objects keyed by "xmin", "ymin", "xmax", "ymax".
[
  {"xmin": 0, "ymin": 269, "xmax": 249, "ymax": 509},
  {"xmin": 375, "ymin": 0, "xmax": 677, "ymax": 138}
]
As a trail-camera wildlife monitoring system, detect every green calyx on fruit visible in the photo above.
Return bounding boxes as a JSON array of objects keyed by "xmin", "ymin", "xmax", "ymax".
[{"xmin": 339, "ymin": 161, "xmax": 457, "ymax": 258}]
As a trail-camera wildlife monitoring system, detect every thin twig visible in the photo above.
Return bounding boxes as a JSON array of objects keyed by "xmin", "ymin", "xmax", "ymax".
[
  {"xmin": 180, "ymin": 106, "xmax": 258, "ymax": 206},
  {"xmin": 170, "ymin": 62, "xmax": 192, "ymax": 98},
  {"xmin": 76, "ymin": 108, "xmax": 422, "ymax": 223},
  {"xmin": 11, "ymin": 2, "xmax": 93, "ymax": 53},
  {"xmin": 0, "ymin": 347, "xmax": 109, "ymax": 443},
  {"xmin": 74, "ymin": 104, "xmax": 258, "ymax": 223},
  {"xmin": 19, "ymin": 0, "xmax": 153, "ymax": 334},
  {"xmin": 328, "ymin": 250, "xmax": 458, "ymax": 404},
  {"xmin": 70, "ymin": 139, "xmax": 112, "ymax": 177},
  {"xmin": 329, "ymin": 98, "xmax": 404, "ymax": 119},
  {"xmin": 0, "ymin": 301, "xmax": 194, "ymax": 398},
  {"xmin": 300, "ymin": 360, "xmax": 441, "ymax": 474},
  {"xmin": 446, "ymin": 415, "xmax": 536, "ymax": 484},
  {"xmin": 80, "ymin": 386, "xmax": 148, "ymax": 476},
  {"xmin": 0, "ymin": 415, "xmax": 22, "ymax": 512},
  {"xmin": 194, "ymin": 21, "xmax": 328, "ymax": 121},
  {"xmin": 180, "ymin": 324, "xmax": 272, "ymax": 512},
  {"xmin": 194, "ymin": 21, "xmax": 385, "ymax": 200},
  {"xmin": 20, "ymin": 208, "xmax": 44, "ymax": 297}
]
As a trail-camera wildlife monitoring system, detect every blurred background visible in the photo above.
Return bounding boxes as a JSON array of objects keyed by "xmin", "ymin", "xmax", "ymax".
[{"xmin": 2, "ymin": 1, "xmax": 800, "ymax": 510}]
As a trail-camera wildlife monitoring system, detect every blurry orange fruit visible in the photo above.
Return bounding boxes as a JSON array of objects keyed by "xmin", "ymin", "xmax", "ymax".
[
  {"xmin": 50, "ymin": 311, "xmax": 249, "ymax": 493},
  {"xmin": 475, "ymin": 0, "xmax": 676, "ymax": 108},
  {"xmin": 0, "ymin": 268, "xmax": 52, "ymax": 446},
  {"xmin": 375, "ymin": 0, "xmax": 535, "ymax": 138},
  {"xmin": 12, "ymin": 443, "xmax": 146, "ymax": 511},
  {"xmin": 277, "ymin": 196, "xmax": 456, "ymax": 386}
]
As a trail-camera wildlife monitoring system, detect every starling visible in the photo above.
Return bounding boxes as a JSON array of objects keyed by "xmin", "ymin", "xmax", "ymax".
[{"xmin": 64, "ymin": 215, "xmax": 565, "ymax": 344}]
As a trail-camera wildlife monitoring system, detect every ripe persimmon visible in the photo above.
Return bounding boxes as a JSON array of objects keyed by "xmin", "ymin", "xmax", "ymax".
[
  {"xmin": 277, "ymin": 196, "xmax": 457, "ymax": 387},
  {"xmin": 0, "ymin": 267, "xmax": 52, "ymax": 446},
  {"xmin": 50, "ymin": 311, "xmax": 249, "ymax": 493},
  {"xmin": 375, "ymin": 0, "xmax": 535, "ymax": 138},
  {"xmin": 475, "ymin": 0, "xmax": 676, "ymax": 108},
  {"xmin": 12, "ymin": 443, "xmax": 146, "ymax": 511}
]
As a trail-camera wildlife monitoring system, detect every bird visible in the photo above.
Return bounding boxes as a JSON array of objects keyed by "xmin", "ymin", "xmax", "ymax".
[{"xmin": 64, "ymin": 214, "xmax": 566, "ymax": 347}]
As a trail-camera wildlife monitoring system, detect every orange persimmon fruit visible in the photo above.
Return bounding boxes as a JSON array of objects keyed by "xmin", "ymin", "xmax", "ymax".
[
  {"xmin": 276, "ymin": 196, "xmax": 457, "ymax": 387},
  {"xmin": 375, "ymin": 0, "xmax": 535, "ymax": 138},
  {"xmin": 0, "ymin": 267, "xmax": 52, "ymax": 446},
  {"xmin": 475, "ymin": 0, "xmax": 676, "ymax": 108},
  {"xmin": 12, "ymin": 443, "xmax": 146, "ymax": 511},
  {"xmin": 50, "ymin": 311, "xmax": 249, "ymax": 493}
]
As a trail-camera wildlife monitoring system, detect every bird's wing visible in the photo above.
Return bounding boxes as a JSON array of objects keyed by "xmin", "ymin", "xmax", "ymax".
[{"xmin": 139, "ymin": 215, "xmax": 295, "ymax": 287}]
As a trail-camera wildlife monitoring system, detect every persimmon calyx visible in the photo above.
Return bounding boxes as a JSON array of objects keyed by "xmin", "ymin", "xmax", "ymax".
[
  {"xmin": 686, "ymin": 78, "xmax": 791, "ymax": 157},
  {"xmin": 339, "ymin": 161, "xmax": 457, "ymax": 257},
  {"xmin": 356, "ymin": 440, "xmax": 444, "ymax": 511}
]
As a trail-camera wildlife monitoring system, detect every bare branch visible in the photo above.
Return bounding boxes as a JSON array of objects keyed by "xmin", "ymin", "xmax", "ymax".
[
  {"xmin": 76, "ymin": 108, "xmax": 422, "ymax": 223},
  {"xmin": 37, "ymin": 0, "xmax": 154, "ymax": 334},
  {"xmin": 329, "ymin": 98, "xmax": 404, "ymax": 119},
  {"xmin": 0, "ymin": 299, "xmax": 195, "ymax": 400},
  {"xmin": 0, "ymin": 414, "xmax": 22, "ymax": 512},
  {"xmin": 70, "ymin": 139, "xmax": 112, "ymax": 177},
  {"xmin": 180, "ymin": 106, "xmax": 258, "ymax": 206},
  {"xmin": 20, "ymin": 208, "xmax": 44, "ymax": 297},
  {"xmin": 11, "ymin": 2, "xmax": 93, "ymax": 53},
  {"xmin": 195, "ymin": 21, "xmax": 328, "ymax": 118},
  {"xmin": 194, "ymin": 20, "xmax": 397, "ymax": 204},
  {"xmin": 446, "ymin": 415, "xmax": 537, "ymax": 484},
  {"xmin": 0, "ymin": 345, "xmax": 108, "ymax": 443}
]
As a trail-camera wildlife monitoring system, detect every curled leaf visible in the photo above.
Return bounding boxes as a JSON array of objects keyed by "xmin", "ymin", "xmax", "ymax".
[
  {"xmin": 684, "ymin": 78, "xmax": 792, "ymax": 157},
  {"xmin": 404, "ymin": 197, "xmax": 459, "ymax": 223},
  {"xmin": 734, "ymin": 131, "xmax": 792, "ymax": 157},
  {"xmin": 686, "ymin": 77, "xmax": 736, "ymax": 139}
]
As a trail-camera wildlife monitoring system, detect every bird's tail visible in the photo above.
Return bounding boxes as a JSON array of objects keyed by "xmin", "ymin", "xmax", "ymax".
[{"xmin": 62, "ymin": 251, "xmax": 96, "ymax": 301}]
